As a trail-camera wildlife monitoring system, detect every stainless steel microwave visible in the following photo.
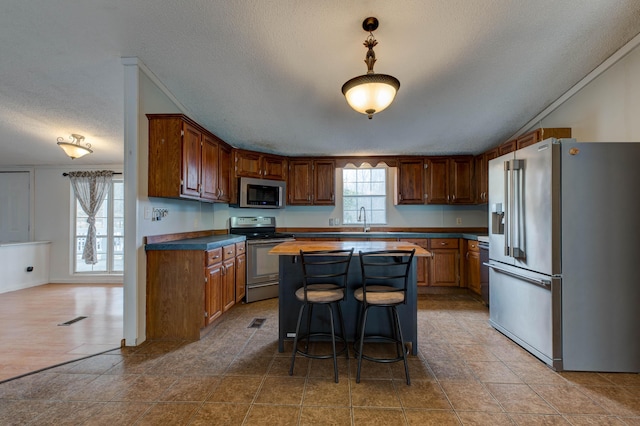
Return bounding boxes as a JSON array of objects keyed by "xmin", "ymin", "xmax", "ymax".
[{"xmin": 236, "ymin": 177, "xmax": 285, "ymax": 209}]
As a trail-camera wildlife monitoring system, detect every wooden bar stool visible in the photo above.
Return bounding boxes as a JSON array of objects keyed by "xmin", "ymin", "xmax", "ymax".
[
  {"xmin": 354, "ymin": 249, "xmax": 415, "ymax": 385},
  {"xmin": 289, "ymin": 248, "xmax": 354, "ymax": 383}
]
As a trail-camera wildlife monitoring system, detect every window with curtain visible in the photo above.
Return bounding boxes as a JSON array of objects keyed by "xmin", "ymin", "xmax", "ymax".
[
  {"xmin": 342, "ymin": 167, "xmax": 387, "ymax": 225},
  {"xmin": 74, "ymin": 180, "xmax": 124, "ymax": 273}
]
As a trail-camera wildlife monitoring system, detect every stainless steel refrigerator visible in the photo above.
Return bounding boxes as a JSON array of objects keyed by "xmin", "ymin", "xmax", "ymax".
[{"xmin": 488, "ymin": 138, "xmax": 640, "ymax": 372}]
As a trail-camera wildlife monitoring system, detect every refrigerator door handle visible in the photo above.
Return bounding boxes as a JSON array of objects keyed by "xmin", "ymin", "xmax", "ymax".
[
  {"xmin": 485, "ymin": 262, "xmax": 551, "ymax": 288},
  {"xmin": 511, "ymin": 159, "xmax": 525, "ymax": 259},
  {"xmin": 503, "ymin": 161, "xmax": 510, "ymax": 256}
]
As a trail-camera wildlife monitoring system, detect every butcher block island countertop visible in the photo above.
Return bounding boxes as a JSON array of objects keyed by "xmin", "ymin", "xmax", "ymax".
[
  {"xmin": 269, "ymin": 240, "xmax": 431, "ymax": 256},
  {"xmin": 270, "ymin": 240, "xmax": 429, "ymax": 355}
]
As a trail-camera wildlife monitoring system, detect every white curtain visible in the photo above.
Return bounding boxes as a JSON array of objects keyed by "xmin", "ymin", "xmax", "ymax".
[{"xmin": 68, "ymin": 170, "xmax": 113, "ymax": 265}]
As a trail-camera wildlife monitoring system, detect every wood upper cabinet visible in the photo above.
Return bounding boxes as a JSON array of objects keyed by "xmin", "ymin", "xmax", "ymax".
[
  {"xmin": 201, "ymin": 134, "xmax": 219, "ymax": 201},
  {"xmin": 425, "ymin": 156, "xmax": 474, "ymax": 204},
  {"xmin": 396, "ymin": 158, "xmax": 425, "ymax": 204},
  {"xmin": 181, "ymin": 122, "xmax": 202, "ymax": 198},
  {"xmin": 313, "ymin": 159, "xmax": 336, "ymax": 205},
  {"xmin": 147, "ymin": 114, "xmax": 232, "ymax": 203},
  {"xmin": 516, "ymin": 128, "xmax": 571, "ymax": 150},
  {"xmin": 288, "ymin": 159, "xmax": 313, "ymax": 204},
  {"xmin": 475, "ymin": 148, "xmax": 499, "ymax": 204},
  {"xmin": 234, "ymin": 149, "xmax": 287, "ymax": 181},
  {"xmin": 287, "ymin": 158, "xmax": 335, "ymax": 205},
  {"xmin": 499, "ymin": 139, "xmax": 517, "ymax": 155},
  {"xmin": 217, "ymin": 142, "xmax": 232, "ymax": 202}
]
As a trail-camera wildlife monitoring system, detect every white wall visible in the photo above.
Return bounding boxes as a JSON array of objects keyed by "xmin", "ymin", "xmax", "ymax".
[
  {"xmin": 0, "ymin": 242, "xmax": 50, "ymax": 293},
  {"xmin": 33, "ymin": 166, "xmax": 123, "ymax": 284},
  {"xmin": 529, "ymin": 42, "xmax": 640, "ymax": 141}
]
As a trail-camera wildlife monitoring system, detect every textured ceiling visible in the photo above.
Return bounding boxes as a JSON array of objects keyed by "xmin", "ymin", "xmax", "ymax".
[{"xmin": 1, "ymin": 1, "xmax": 640, "ymax": 166}]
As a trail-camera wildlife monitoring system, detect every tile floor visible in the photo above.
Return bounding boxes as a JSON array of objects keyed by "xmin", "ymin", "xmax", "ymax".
[{"xmin": 1, "ymin": 293, "xmax": 639, "ymax": 425}]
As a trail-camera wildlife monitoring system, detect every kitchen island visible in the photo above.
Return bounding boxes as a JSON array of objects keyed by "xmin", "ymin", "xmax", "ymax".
[{"xmin": 270, "ymin": 240, "xmax": 431, "ymax": 355}]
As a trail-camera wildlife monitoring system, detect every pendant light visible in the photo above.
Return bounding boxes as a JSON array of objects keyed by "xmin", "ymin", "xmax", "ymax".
[{"xmin": 342, "ymin": 17, "xmax": 400, "ymax": 119}]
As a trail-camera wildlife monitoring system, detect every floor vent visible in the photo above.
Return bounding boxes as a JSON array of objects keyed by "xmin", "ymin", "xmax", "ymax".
[
  {"xmin": 58, "ymin": 316, "xmax": 87, "ymax": 326},
  {"xmin": 248, "ymin": 318, "xmax": 266, "ymax": 328}
]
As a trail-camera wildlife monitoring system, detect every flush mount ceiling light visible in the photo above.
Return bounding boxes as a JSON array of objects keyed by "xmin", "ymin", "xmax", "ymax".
[
  {"xmin": 57, "ymin": 134, "xmax": 92, "ymax": 159},
  {"xmin": 342, "ymin": 17, "xmax": 400, "ymax": 119}
]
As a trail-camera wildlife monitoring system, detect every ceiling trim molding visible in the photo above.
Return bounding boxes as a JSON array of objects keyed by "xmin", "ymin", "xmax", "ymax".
[{"xmin": 511, "ymin": 31, "xmax": 640, "ymax": 140}]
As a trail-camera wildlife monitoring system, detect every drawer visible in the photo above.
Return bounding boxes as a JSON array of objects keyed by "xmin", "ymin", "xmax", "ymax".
[
  {"xmin": 222, "ymin": 244, "xmax": 236, "ymax": 260},
  {"xmin": 429, "ymin": 238, "xmax": 459, "ymax": 249},
  {"xmin": 206, "ymin": 247, "xmax": 223, "ymax": 266},
  {"xmin": 235, "ymin": 242, "xmax": 246, "ymax": 255},
  {"xmin": 467, "ymin": 240, "xmax": 479, "ymax": 252}
]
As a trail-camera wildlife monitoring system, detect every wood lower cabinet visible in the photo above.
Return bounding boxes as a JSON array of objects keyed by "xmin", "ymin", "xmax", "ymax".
[
  {"xmin": 235, "ymin": 244, "xmax": 246, "ymax": 303},
  {"xmin": 205, "ymin": 250, "xmax": 223, "ymax": 326},
  {"xmin": 400, "ymin": 238, "xmax": 428, "ymax": 286},
  {"xmin": 428, "ymin": 238, "xmax": 460, "ymax": 286},
  {"xmin": 288, "ymin": 159, "xmax": 335, "ymax": 205},
  {"xmin": 465, "ymin": 240, "xmax": 481, "ymax": 295},
  {"xmin": 221, "ymin": 244, "xmax": 236, "ymax": 312},
  {"xmin": 147, "ymin": 240, "xmax": 245, "ymax": 341}
]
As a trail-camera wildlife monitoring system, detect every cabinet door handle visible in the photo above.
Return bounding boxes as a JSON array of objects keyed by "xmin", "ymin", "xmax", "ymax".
[{"xmin": 451, "ymin": 194, "xmax": 456, "ymax": 202}]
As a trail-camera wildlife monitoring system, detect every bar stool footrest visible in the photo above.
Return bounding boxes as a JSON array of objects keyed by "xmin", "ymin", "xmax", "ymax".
[
  {"xmin": 295, "ymin": 332, "xmax": 348, "ymax": 360},
  {"xmin": 353, "ymin": 335, "xmax": 409, "ymax": 363}
]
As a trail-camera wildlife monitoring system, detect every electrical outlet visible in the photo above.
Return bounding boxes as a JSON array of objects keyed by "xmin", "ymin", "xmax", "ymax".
[
  {"xmin": 329, "ymin": 218, "xmax": 334, "ymax": 226},
  {"xmin": 334, "ymin": 218, "xmax": 340, "ymax": 226},
  {"xmin": 456, "ymin": 217, "xmax": 462, "ymax": 225},
  {"xmin": 144, "ymin": 207, "xmax": 151, "ymax": 220}
]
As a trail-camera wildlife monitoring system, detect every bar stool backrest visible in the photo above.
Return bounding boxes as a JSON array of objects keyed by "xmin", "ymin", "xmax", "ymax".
[
  {"xmin": 299, "ymin": 249, "xmax": 354, "ymax": 302},
  {"xmin": 358, "ymin": 249, "xmax": 416, "ymax": 305}
]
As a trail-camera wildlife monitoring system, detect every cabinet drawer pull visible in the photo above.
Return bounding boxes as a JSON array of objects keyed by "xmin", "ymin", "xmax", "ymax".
[{"xmin": 440, "ymin": 242, "xmax": 447, "ymax": 246}]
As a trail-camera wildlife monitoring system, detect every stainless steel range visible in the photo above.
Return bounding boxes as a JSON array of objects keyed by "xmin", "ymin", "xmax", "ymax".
[{"xmin": 229, "ymin": 217, "xmax": 294, "ymax": 303}]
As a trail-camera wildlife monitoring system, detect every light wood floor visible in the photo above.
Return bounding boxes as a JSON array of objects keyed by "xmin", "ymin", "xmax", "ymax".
[{"xmin": 0, "ymin": 283, "xmax": 123, "ymax": 381}]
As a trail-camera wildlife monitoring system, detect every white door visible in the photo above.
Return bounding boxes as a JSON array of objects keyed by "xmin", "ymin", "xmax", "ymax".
[{"xmin": 0, "ymin": 172, "xmax": 30, "ymax": 243}]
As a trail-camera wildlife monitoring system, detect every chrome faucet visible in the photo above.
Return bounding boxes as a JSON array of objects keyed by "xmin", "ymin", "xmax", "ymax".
[{"xmin": 358, "ymin": 206, "xmax": 370, "ymax": 232}]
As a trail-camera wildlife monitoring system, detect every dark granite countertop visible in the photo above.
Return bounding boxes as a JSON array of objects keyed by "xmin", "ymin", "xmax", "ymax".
[{"xmin": 145, "ymin": 234, "xmax": 246, "ymax": 251}]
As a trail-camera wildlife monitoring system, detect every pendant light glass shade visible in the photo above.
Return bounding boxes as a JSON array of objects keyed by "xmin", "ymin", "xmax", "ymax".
[
  {"xmin": 342, "ymin": 74, "xmax": 400, "ymax": 118},
  {"xmin": 57, "ymin": 134, "xmax": 92, "ymax": 159},
  {"xmin": 342, "ymin": 17, "xmax": 400, "ymax": 119}
]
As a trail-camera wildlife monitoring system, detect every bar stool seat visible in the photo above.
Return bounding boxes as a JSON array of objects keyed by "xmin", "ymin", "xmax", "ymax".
[
  {"xmin": 295, "ymin": 284, "xmax": 343, "ymax": 303},
  {"xmin": 354, "ymin": 249, "xmax": 415, "ymax": 385},
  {"xmin": 289, "ymin": 249, "xmax": 354, "ymax": 383},
  {"xmin": 354, "ymin": 285, "xmax": 404, "ymax": 304}
]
